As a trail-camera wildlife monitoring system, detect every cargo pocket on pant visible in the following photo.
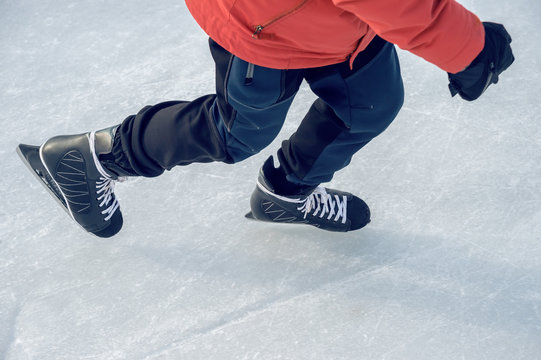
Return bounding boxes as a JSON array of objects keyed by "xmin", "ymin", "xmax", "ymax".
[{"xmin": 344, "ymin": 43, "xmax": 404, "ymax": 133}]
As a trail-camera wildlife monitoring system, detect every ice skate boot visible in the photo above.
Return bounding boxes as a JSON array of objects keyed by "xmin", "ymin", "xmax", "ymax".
[
  {"xmin": 17, "ymin": 126, "xmax": 134, "ymax": 238},
  {"xmin": 247, "ymin": 157, "xmax": 370, "ymax": 232}
]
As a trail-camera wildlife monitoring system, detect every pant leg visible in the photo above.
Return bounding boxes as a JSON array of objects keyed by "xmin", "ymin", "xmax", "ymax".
[
  {"xmin": 117, "ymin": 39, "xmax": 303, "ymax": 177},
  {"xmin": 279, "ymin": 37, "xmax": 404, "ymax": 185},
  {"xmin": 214, "ymin": 45, "xmax": 304, "ymax": 163}
]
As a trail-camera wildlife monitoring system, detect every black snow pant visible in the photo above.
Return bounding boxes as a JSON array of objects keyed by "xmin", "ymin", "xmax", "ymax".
[{"xmin": 116, "ymin": 37, "xmax": 404, "ymax": 186}]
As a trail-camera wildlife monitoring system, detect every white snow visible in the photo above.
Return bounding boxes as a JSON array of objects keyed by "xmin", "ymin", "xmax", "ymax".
[{"xmin": 1, "ymin": 0, "xmax": 540, "ymax": 359}]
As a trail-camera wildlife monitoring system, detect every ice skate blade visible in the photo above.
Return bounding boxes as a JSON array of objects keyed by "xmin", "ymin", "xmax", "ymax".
[
  {"xmin": 16, "ymin": 143, "xmax": 69, "ymax": 213},
  {"xmin": 16, "ymin": 143, "xmax": 105, "ymax": 237}
]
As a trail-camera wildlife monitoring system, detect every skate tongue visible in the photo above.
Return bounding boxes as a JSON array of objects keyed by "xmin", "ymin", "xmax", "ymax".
[
  {"xmin": 256, "ymin": 180, "xmax": 303, "ymax": 203},
  {"xmin": 260, "ymin": 156, "xmax": 316, "ymax": 196},
  {"xmin": 98, "ymin": 155, "xmax": 135, "ymax": 178},
  {"xmin": 88, "ymin": 131, "xmax": 117, "ymax": 180},
  {"xmin": 92, "ymin": 126, "xmax": 137, "ymax": 178}
]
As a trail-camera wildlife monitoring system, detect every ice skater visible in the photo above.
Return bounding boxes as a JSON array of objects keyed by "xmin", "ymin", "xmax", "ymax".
[{"xmin": 17, "ymin": 0, "xmax": 514, "ymax": 237}]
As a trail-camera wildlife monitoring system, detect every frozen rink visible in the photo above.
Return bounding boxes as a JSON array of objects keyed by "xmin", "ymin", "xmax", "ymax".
[{"xmin": 1, "ymin": 0, "xmax": 540, "ymax": 359}]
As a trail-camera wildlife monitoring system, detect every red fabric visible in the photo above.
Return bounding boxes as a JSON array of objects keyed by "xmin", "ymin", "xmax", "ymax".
[{"xmin": 185, "ymin": 0, "xmax": 484, "ymax": 72}]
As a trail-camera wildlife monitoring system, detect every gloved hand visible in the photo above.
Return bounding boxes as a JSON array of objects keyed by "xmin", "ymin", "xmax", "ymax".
[{"xmin": 448, "ymin": 22, "xmax": 514, "ymax": 101}]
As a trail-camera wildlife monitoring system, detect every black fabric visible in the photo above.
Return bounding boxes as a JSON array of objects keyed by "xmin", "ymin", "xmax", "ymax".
[
  {"xmin": 210, "ymin": 39, "xmax": 236, "ymax": 131},
  {"xmin": 350, "ymin": 36, "xmax": 386, "ymax": 71},
  {"xmin": 448, "ymin": 22, "xmax": 514, "ymax": 101},
  {"xmin": 278, "ymin": 98, "xmax": 347, "ymax": 181},
  {"xmin": 117, "ymin": 97, "xmax": 228, "ymax": 177},
  {"xmin": 278, "ymin": 39, "xmax": 403, "ymax": 185},
  {"xmin": 114, "ymin": 35, "xmax": 398, "ymax": 182},
  {"xmin": 304, "ymin": 36, "xmax": 386, "ymax": 81},
  {"xmin": 116, "ymin": 41, "xmax": 235, "ymax": 177},
  {"xmin": 105, "ymin": 129, "xmax": 138, "ymax": 176},
  {"xmin": 261, "ymin": 156, "xmax": 317, "ymax": 196}
]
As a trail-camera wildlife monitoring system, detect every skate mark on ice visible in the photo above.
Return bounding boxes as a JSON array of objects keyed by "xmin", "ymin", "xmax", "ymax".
[
  {"xmin": 0, "ymin": 304, "xmax": 23, "ymax": 360},
  {"xmin": 140, "ymin": 264, "xmax": 387, "ymax": 359}
]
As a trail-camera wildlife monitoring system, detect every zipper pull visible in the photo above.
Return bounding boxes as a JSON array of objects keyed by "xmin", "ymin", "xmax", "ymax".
[
  {"xmin": 245, "ymin": 63, "xmax": 255, "ymax": 85},
  {"xmin": 252, "ymin": 25, "xmax": 264, "ymax": 39}
]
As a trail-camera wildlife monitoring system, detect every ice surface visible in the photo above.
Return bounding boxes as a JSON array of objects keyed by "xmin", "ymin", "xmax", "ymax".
[{"xmin": 1, "ymin": 0, "xmax": 540, "ymax": 359}]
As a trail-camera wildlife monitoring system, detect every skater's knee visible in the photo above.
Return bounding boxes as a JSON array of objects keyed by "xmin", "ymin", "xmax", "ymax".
[
  {"xmin": 223, "ymin": 133, "xmax": 273, "ymax": 163},
  {"xmin": 349, "ymin": 83, "xmax": 404, "ymax": 135}
]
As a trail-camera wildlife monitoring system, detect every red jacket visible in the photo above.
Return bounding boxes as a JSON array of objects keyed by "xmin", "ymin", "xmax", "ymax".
[{"xmin": 185, "ymin": 0, "xmax": 484, "ymax": 73}]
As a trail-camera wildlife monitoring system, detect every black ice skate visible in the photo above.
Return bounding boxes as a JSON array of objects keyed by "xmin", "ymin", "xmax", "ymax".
[
  {"xmin": 17, "ymin": 126, "xmax": 131, "ymax": 238},
  {"xmin": 247, "ymin": 157, "xmax": 371, "ymax": 232}
]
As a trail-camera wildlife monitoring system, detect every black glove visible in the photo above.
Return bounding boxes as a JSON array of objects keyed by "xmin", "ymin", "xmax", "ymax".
[{"xmin": 448, "ymin": 22, "xmax": 514, "ymax": 101}]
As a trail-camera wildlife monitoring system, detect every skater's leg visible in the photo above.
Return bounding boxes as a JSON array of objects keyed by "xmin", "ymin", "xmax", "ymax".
[
  {"xmin": 28, "ymin": 38, "xmax": 304, "ymax": 237},
  {"xmin": 115, "ymin": 39, "xmax": 304, "ymax": 177},
  {"xmin": 247, "ymin": 38, "xmax": 401, "ymax": 231},
  {"xmin": 279, "ymin": 37, "xmax": 404, "ymax": 185}
]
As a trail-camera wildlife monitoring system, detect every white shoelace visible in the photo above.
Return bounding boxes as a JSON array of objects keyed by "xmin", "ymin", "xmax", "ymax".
[
  {"xmin": 297, "ymin": 187, "xmax": 348, "ymax": 224},
  {"xmin": 96, "ymin": 177, "xmax": 119, "ymax": 221},
  {"xmin": 257, "ymin": 181, "xmax": 348, "ymax": 224},
  {"xmin": 89, "ymin": 131, "xmax": 121, "ymax": 221}
]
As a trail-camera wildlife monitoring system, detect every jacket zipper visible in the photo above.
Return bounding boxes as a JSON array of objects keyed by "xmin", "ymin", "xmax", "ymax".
[{"xmin": 252, "ymin": 0, "xmax": 309, "ymax": 39}]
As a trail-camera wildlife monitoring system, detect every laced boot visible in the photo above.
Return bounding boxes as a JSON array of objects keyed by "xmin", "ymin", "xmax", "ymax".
[
  {"xmin": 249, "ymin": 157, "xmax": 371, "ymax": 232},
  {"xmin": 39, "ymin": 125, "xmax": 135, "ymax": 237}
]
